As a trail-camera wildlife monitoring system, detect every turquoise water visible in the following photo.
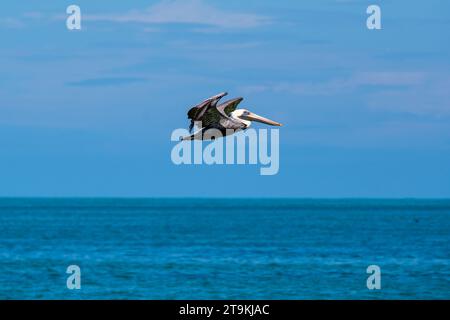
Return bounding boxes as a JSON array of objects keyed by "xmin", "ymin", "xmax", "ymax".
[{"xmin": 0, "ymin": 198, "xmax": 449, "ymax": 299}]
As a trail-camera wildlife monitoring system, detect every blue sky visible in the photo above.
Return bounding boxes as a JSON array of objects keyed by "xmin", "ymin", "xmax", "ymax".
[{"xmin": 0, "ymin": 0, "xmax": 449, "ymax": 197}]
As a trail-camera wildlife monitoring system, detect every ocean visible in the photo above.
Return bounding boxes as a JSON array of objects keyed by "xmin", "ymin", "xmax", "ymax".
[{"xmin": 0, "ymin": 198, "xmax": 448, "ymax": 299}]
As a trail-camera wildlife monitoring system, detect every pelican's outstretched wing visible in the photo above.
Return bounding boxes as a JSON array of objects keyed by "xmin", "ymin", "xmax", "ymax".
[
  {"xmin": 187, "ymin": 92, "xmax": 227, "ymax": 132},
  {"xmin": 216, "ymin": 97, "xmax": 244, "ymax": 117},
  {"xmin": 201, "ymin": 98, "xmax": 245, "ymax": 129}
]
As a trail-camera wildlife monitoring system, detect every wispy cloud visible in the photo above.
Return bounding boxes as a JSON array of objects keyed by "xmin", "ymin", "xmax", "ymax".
[
  {"xmin": 241, "ymin": 71, "xmax": 450, "ymax": 116},
  {"xmin": 351, "ymin": 72, "xmax": 425, "ymax": 86},
  {"xmin": 366, "ymin": 74, "xmax": 450, "ymax": 116},
  {"xmin": 0, "ymin": 17, "xmax": 25, "ymax": 29},
  {"xmin": 84, "ymin": 0, "xmax": 271, "ymax": 29},
  {"xmin": 242, "ymin": 72, "xmax": 426, "ymax": 95},
  {"xmin": 0, "ymin": 11, "xmax": 48, "ymax": 29},
  {"xmin": 67, "ymin": 77, "xmax": 147, "ymax": 87}
]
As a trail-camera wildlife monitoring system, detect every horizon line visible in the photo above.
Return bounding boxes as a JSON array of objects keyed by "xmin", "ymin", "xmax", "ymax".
[{"xmin": 1, "ymin": 196, "xmax": 450, "ymax": 200}]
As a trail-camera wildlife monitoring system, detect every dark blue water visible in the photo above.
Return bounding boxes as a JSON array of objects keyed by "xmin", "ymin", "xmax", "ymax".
[{"xmin": 0, "ymin": 198, "xmax": 449, "ymax": 299}]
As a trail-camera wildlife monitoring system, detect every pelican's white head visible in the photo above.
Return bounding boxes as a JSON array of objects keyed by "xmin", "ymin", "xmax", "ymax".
[
  {"xmin": 230, "ymin": 109, "xmax": 252, "ymax": 127},
  {"xmin": 230, "ymin": 109, "xmax": 282, "ymax": 128}
]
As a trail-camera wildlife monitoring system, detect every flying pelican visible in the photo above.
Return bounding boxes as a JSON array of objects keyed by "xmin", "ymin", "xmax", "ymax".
[{"xmin": 182, "ymin": 92, "xmax": 282, "ymax": 141}]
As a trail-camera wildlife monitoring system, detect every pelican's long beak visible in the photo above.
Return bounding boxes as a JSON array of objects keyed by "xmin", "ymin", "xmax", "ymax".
[{"xmin": 245, "ymin": 112, "xmax": 283, "ymax": 126}]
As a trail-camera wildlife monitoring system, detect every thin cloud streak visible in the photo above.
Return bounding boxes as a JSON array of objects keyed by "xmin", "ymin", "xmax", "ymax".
[
  {"xmin": 0, "ymin": 17, "xmax": 25, "ymax": 29},
  {"xmin": 66, "ymin": 77, "xmax": 148, "ymax": 87},
  {"xmin": 84, "ymin": 0, "xmax": 271, "ymax": 29},
  {"xmin": 241, "ymin": 72, "xmax": 450, "ymax": 116},
  {"xmin": 242, "ymin": 72, "xmax": 427, "ymax": 95}
]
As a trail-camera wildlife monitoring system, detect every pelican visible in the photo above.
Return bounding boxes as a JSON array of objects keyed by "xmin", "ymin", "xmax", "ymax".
[{"xmin": 182, "ymin": 92, "xmax": 282, "ymax": 140}]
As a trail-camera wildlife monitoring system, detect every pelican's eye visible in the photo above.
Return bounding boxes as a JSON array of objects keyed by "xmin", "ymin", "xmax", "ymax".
[{"xmin": 243, "ymin": 111, "xmax": 250, "ymax": 116}]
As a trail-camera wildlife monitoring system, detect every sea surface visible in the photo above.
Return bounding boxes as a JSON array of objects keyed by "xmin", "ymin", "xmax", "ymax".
[{"xmin": 0, "ymin": 198, "xmax": 449, "ymax": 299}]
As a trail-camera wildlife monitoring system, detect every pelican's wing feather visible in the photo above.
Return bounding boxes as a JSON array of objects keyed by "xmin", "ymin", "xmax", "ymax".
[
  {"xmin": 216, "ymin": 97, "xmax": 244, "ymax": 117},
  {"xmin": 201, "ymin": 97, "xmax": 244, "ymax": 128},
  {"xmin": 201, "ymin": 107, "xmax": 224, "ymax": 128},
  {"xmin": 187, "ymin": 100, "xmax": 211, "ymax": 130},
  {"xmin": 187, "ymin": 92, "xmax": 228, "ymax": 132},
  {"xmin": 187, "ymin": 99, "xmax": 212, "ymax": 121}
]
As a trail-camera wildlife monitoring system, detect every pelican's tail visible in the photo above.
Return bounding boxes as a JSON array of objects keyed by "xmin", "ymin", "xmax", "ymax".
[{"xmin": 181, "ymin": 134, "xmax": 193, "ymax": 141}]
